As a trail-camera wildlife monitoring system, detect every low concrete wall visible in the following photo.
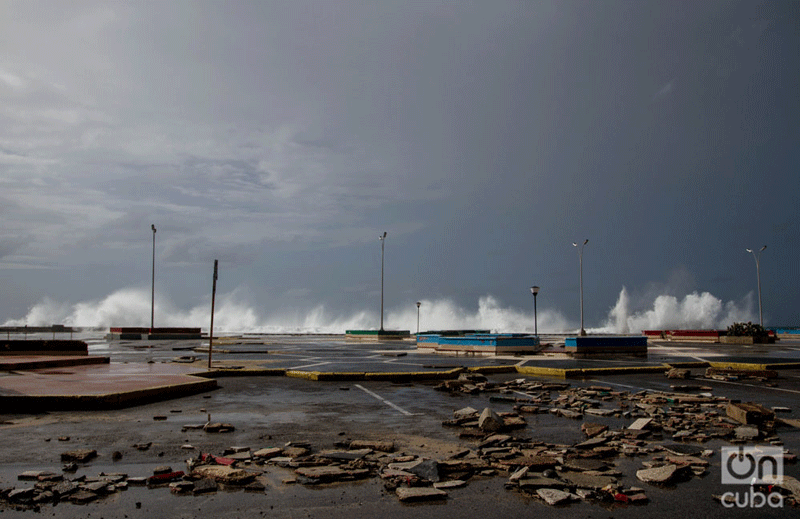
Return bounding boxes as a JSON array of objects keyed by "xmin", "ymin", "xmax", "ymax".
[
  {"xmin": 0, "ymin": 340, "xmax": 88, "ymax": 356},
  {"xmin": 564, "ymin": 336, "xmax": 647, "ymax": 355}
]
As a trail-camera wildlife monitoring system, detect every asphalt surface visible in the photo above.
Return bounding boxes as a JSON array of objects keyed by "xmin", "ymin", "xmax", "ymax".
[{"xmin": 0, "ymin": 332, "xmax": 799, "ymax": 518}]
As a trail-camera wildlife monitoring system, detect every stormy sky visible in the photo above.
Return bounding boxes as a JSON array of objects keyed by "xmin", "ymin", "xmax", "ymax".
[{"xmin": 0, "ymin": 1, "xmax": 798, "ymax": 331}]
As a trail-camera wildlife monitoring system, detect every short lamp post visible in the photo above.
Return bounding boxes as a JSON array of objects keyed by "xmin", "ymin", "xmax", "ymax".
[
  {"xmin": 416, "ymin": 301, "xmax": 421, "ymax": 335},
  {"xmin": 746, "ymin": 245, "xmax": 767, "ymax": 327},
  {"xmin": 530, "ymin": 286, "xmax": 539, "ymax": 336}
]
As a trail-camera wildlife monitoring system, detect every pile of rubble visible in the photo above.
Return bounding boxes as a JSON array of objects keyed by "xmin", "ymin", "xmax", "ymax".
[{"xmin": 435, "ymin": 375, "xmax": 799, "ymax": 507}]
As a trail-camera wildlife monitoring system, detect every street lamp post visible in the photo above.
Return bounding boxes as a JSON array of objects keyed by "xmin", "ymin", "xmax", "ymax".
[
  {"xmin": 416, "ymin": 301, "xmax": 421, "ymax": 335},
  {"xmin": 746, "ymin": 245, "xmax": 767, "ymax": 326},
  {"xmin": 151, "ymin": 224, "xmax": 156, "ymax": 331},
  {"xmin": 379, "ymin": 232, "xmax": 387, "ymax": 331},
  {"xmin": 573, "ymin": 239, "xmax": 588, "ymax": 336},
  {"xmin": 530, "ymin": 286, "xmax": 539, "ymax": 336}
]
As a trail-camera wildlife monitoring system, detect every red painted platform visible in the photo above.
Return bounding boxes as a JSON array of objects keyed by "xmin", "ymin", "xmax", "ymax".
[{"xmin": 0, "ymin": 357, "xmax": 216, "ymax": 411}]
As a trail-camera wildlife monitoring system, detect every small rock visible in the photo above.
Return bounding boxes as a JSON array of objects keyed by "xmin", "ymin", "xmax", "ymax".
[
  {"xmin": 396, "ymin": 486, "xmax": 447, "ymax": 502},
  {"xmin": 636, "ymin": 464, "xmax": 678, "ymax": 484},
  {"xmin": 537, "ymin": 488, "xmax": 572, "ymax": 505},
  {"xmin": 478, "ymin": 408, "xmax": 504, "ymax": 432},
  {"xmin": 60, "ymin": 449, "xmax": 97, "ymax": 463}
]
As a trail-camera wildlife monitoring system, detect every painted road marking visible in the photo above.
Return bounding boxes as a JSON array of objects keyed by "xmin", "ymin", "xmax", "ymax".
[
  {"xmin": 588, "ymin": 380, "xmax": 651, "ymax": 392},
  {"xmin": 287, "ymin": 361, "xmax": 330, "ymax": 370},
  {"xmin": 354, "ymin": 384, "xmax": 415, "ymax": 416},
  {"xmin": 708, "ymin": 379, "xmax": 800, "ymax": 395}
]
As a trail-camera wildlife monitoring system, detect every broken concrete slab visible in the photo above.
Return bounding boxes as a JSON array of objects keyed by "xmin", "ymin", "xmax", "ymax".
[
  {"xmin": 60, "ymin": 449, "xmax": 97, "ymax": 463},
  {"xmin": 537, "ymin": 488, "xmax": 573, "ymax": 505},
  {"xmin": 581, "ymin": 423, "xmax": 608, "ymax": 438},
  {"xmin": 517, "ymin": 476, "xmax": 569, "ymax": 490},
  {"xmin": 726, "ymin": 402, "xmax": 775, "ymax": 426},
  {"xmin": 478, "ymin": 408, "xmax": 504, "ymax": 432},
  {"xmin": 735, "ymin": 425, "xmax": 760, "ymax": 441},
  {"xmin": 253, "ymin": 447, "xmax": 282, "ymax": 459},
  {"xmin": 560, "ymin": 472, "xmax": 617, "ymax": 490},
  {"xmin": 628, "ymin": 418, "xmax": 653, "ymax": 431},
  {"xmin": 433, "ymin": 480, "xmax": 466, "ymax": 489},
  {"xmin": 349, "ymin": 440, "xmax": 394, "ymax": 452},
  {"xmin": 396, "ymin": 486, "xmax": 447, "ymax": 502},
  {"xmin": 636, "ymin": 464, "xmax": 678, "ymax": 484},
  {"xmin": 191, "ymin": 466, "xmax": 255, "ymax": 485}
]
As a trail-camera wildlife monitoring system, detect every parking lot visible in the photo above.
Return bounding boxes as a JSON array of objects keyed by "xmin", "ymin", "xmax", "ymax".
[{"xmin": 1, "ymin": 333, "xmax": 799, "ymax": 517}]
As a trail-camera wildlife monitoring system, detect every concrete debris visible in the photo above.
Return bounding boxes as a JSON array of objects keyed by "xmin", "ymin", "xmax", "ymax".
[
  {"xmin": 203, "ymin": 422, "xmax": 236, "ymax": 433},
  {"xmin": 537, "ymin": 488, "xmax": 573, "ymax": 505},
  {"xmin": 628, "ymin": 418, "xmax": 653, "ymax": 431},
  {"xmin": 636, "ymin": 464, "xmax": 678, "ymax": 484},
  {"xmin": 60, "ymin": 449, "xmax": 97, "ymax": 463},
  {"xmin": 478, "ymin": 408, "xmax": 504, "ymax": 432},
  {"xmin": 581, "ymin": 422, "xmax": 608, "ymax": 438},
  {"xmin": 396, "ymin": 486, "xmax": 447, "ymax": 502},
  {"xmin": 726, "ymin": 402, "xmax": 775, "ymax": 426},
  {"xmin": 666, "ymin": 368, "xmax": 690, "ymax": 379},
  {"xmin": 734, "ymin": 425, "xmax": 760, "ymax": 441}
]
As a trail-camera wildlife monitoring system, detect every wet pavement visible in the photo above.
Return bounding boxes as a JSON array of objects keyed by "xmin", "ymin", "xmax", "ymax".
[{"xmin": 0, "ymin": 333, "xmax": 799, "ymax": 517}]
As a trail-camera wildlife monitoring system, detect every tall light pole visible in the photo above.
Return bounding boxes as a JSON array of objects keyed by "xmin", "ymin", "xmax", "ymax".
[
  {"xmin": 379, "ymin": 231, "xmax": 387, "ymax": 331},
  {"xmin": 530, "ymin": 286, "xmax": 539, "ymax": 336},
  {"xmin": 573, "ymin": 239, "xmax": 588, "ymax": 336},
  {"xmin": 151, "ymin": 224, "xmax": 156, "ymax": 330},
  {"xmin": 746, "ymin": 245, "xmax": 767, "ymax": 326},
  {"xmin": 416, "ymin": 301, "xmax": 421, "ymax": 335}
]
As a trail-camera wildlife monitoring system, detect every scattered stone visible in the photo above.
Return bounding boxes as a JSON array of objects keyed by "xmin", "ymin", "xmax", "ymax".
[
  {"xmin": 434, "ymin": 480, "xmax": 466, "ymax": 489},
  {"xmin": 628, "ymin": 418, "xmax": 653, "ymax": 431},
  {"xmin": 153, "ymin": 416, "xmax": 167, "ymax": 421},
  {"xmin": 204, "ymin": 422, "xmax": 236, "ymax": 433},
  {"xmin": 153, "ymin": 466, "xmax": 173, "ymax": 475},
  {"xmin": 666, "ymin": 368, "xmax": 690, "ymax": 379},
  {"xmin": 636, "ymin": 464, "xmax": 677, "ymax": 484},
  {"xmin": 254, "ymin": 447, "xmax": 283, "ymax": 459},
  {"xmin": 396, "ymin": 486, "xmax": 447, "ymax": 502},
  {"xmin": 112, "ymin": 451, "xmax": 123, "ymax": 461},
  {"xmin": 60, "ymin": 449, "xmax": 97, "ymax": 463},
  {"xmin": 537, "ymin": 488, "xmax": 572, "ymax": 505},
  {"xmin": 735, "ymin": 425, "xmax": 760, "ymax": 441},
  {"xmin": 191, "ymin": 478, "xmax": 218, "ymax": 494},
  {"xmin": 478, "ymin": 408, "xmax": 504, "ymax": 432},
  {"xmin": 192, "ymin": 465, "xmax": 255, "ymax": 485},
  {"xmin": 349, "ymin": 440, "xmax": 394, "ymax": 452},
  {"xmin": 726, "ymin": 402, "xmax": 774, "ymax": 426},
  {"xmin": 68, "ymin": 490, "xmax": 98, "ymax": 504},
  {"xmin": 560, "ymin": 472, "xmax": 617, "ymax": 490},
  {"xmin": 581, "ymin": 423, "xmax": 608, "ymax": 438}
]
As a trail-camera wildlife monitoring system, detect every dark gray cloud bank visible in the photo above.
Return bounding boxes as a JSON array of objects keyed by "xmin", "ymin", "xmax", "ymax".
[{"xmin": 0, "ymin": 1, "xmax": 797, "ymax": 332}]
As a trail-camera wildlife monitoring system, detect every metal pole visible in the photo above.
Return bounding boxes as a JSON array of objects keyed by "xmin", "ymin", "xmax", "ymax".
[
  {"xmin": 573, "ymin": 240, "xmax": 588, "ymax": 336},
  {"xmin": 534, "ymin": 293, "xmax": 538, "ymax": 336},
  {"xmin": 379, "ymin": 232, "xmax": 387, "ymax": 331},
  {"xmin": 416, "ymin": 302, "xmax": 421, "ymax": 335},
  {"xmin": 208, "ymin": 260, "xmax": 218, "ymax": 370},
  {"xmin": 151, "ymin": 224, "xmax": 156, "ymax": 331},
  {"xmin": 747, "ymin": 246, "xmax": 766, "ymax": 327}
]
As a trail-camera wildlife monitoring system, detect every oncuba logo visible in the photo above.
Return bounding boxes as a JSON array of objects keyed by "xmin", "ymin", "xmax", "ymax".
[{"xmin": 721, "ymin": 446, "xmax": 784, "ymax": 508}]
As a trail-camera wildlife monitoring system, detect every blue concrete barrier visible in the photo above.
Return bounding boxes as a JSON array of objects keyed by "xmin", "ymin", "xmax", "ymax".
[{"xmin": 564, "ymin": 336, "xmax": 647, "ymax": 356}]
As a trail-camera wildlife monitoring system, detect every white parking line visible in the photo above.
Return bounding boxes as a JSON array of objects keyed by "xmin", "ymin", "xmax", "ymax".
[
  {"xmin": 705, "ymin": 379, "xmax": 800, "ymax": 395},
  {"xmin": 588, "ymin": 380, "xmax": 651, "ymax": 392},
  {"xmin": 354, "ymin": 384, "xmax": 416, "ymax": 416},
  {"xmin": 287, "ymin": 362, "xmax": 330, "ymax": 370}
]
